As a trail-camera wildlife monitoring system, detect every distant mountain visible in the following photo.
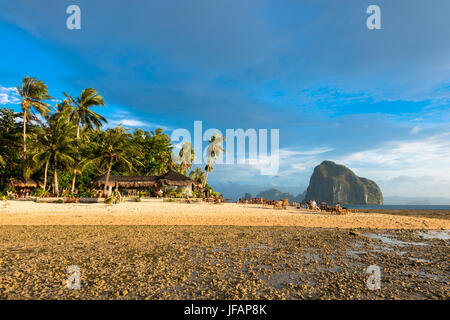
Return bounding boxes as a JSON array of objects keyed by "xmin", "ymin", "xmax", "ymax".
[
  {"xmin": 303, "ymin": 160, "xmax": 383, "ymax": 205},
  {"xmin": 383, "ymin": 196, "xmax": 450, "ymax": 205},
  {"xmin": 212, "ymin": 182, "xmax": 306, "ymax": 201},
  {"xmin": 406, "ymin": 200, "xmax": 431, "ymax": 205},
  {"xmin": 252, "ymin": 188, "xmax": 305, "ymax": 202}
]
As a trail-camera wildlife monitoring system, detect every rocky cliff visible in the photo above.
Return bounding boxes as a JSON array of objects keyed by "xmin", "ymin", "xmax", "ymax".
[{"xmin": 303, "ymin": 161, "xmax": 383, "ymax": 205}]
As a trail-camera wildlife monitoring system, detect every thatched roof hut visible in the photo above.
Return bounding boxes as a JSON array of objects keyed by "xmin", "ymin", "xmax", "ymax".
[
  {"xmin": 91, "ymin": 175, "xmax": 158, "ymax": 188},
  {"xmin": 158, "ymin": 171, "xmax": 201, "ymax": 187},
  {"xmin": 90, "ymin": 171, "xmax": 201, "ymax": 189},
  {"xmin": 8, "ymin": 178, "xmax": 43, "ymax": 188}
]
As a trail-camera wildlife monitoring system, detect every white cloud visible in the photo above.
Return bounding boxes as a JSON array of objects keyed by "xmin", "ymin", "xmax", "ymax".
[
  {"xmin": 0, "ymin": 86, "xmax": 20, "ymax": 104},
  {"xmin": 377, "ymin": 175, "xmax": 450, "ymax": 199},
  {"xmin": 210, "ymin": 133, "xmax": 450, "ymax": 198},
  {"xmin": 221, "ymin": 146, "xmax": 333, "ymax": 179},
  {"xmin": 109, "ymin": 118, "xmax": 168, "ymax": 130},
  {"xmin": 337, "ymin": 132, "xmax": 450, "ymax": 197},
  {"xmin": 118, "ymin": 119, "xmax": 147, "ymax": 127},
  {"xmin": 410, "ymin": 125, "xmax": 421, "ymax": 134}
]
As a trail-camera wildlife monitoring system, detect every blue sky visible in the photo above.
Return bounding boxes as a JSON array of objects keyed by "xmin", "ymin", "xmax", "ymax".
[{"xmin": 1, "ymin": 0, "xmax": 449, "ymax": 198}]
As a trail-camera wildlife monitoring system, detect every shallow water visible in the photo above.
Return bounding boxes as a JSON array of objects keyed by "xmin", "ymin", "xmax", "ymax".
[
  {"xmin": 362, "ymin": 233, "xmax": 427, "ymax": 247},
  {"xmin": 416, "ymin": 230, "xmax": 450, "ymax": 240},
  {"xmin": 344, "ymin": 204, "xmax": 450, "ymax": 210}
]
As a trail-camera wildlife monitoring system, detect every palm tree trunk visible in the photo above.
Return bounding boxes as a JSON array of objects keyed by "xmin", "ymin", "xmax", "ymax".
[
  {"xmin": 53, "ymin": 159, "xmax": 59, "ymax": 195},
  {"xmin": 22, "ymin": 107, "xmax": 27, "ymax": 177},
  {"xmin": 71, "ymin": 122, "xmax": 80, "ymax": 193},
  {"xmin": 71, "ymin": 173, "xmax": 77, "ymax": 194},
  {"xmin": 76, "ymin": 122, "xmax": 80, "ymax": 140},
  {"xmin": 43, "ymin": 158, "xmax": 49, "ymax": 190},
  {"xmin": 103, "ymin": 157, "xmax": 113, "ymax": 196},
  {"xmin": 203, "ymin": 171, "xmax": 210, "ymax": 188}
]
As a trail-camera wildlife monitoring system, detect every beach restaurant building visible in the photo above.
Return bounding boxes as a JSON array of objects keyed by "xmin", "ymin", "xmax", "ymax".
[{"xmin": 91, "ymin": 171, "xmax": 201, "ymax": 196}]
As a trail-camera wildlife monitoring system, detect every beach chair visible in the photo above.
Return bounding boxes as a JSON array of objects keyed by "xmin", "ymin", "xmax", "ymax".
[
  {"xmin": 273, "ymin": 200, "xmax": 287, "ymax": 210},
  {"xmin": 273, "ymin": 200, "xmax": 283, "ymax": 209}
]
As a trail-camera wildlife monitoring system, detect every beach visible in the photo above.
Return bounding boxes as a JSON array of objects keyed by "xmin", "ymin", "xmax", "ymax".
[
  {"xmin": 0, "ymin": 200, "xmax": 448, "ymax": 300},
  {"xmin": 1, "ymin": 200, "xmax": 449, "ymax": 229},
  {"xmin": 0, "ymin": 225, "xmax": 449, "ymax": 300}
]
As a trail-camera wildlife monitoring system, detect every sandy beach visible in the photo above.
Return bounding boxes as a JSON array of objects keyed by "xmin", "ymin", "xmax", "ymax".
[{"xmin": 0, "ymin": 200, "xmax": 449, "ymax": 230}]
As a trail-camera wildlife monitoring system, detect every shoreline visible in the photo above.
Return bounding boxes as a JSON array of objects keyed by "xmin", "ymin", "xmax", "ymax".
[{"xmin": 0, "ymin": 201, "xmax": 449, "ymax": 230}]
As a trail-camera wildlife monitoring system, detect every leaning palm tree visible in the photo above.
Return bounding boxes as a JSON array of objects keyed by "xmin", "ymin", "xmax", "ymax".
[
  {"xmin": 17, "ymin": 76, "xmax": 52, "ymax": 177},
  {"xmin": 64, "ymin": 89, "xmax": 107, "ymax": 193},
  {"xmin": 203, "ymin": 133, "xmax": 225, "ymax": 188},
  {"xmin": 91, "ymin": 127, "xmax": 142, "ymax": 196}
]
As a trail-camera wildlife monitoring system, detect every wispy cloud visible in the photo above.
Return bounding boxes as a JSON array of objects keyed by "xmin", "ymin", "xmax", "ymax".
[
  {"xmin": 336, "ymin": 132, "xmax": 450, "ymax": 197},
  {"xmin": 410, "ymin": 126, "xmax": 422, "ymax": 134},
  {"xmin": 0, "ymin": 86, "xmax": 20, "ymax": 104},
  {"xmin": 109, "ymin": 118, "xmax": 169, "ymax": 130}
]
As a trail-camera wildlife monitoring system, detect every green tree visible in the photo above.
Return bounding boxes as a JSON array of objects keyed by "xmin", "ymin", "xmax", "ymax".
[
  {"xmin": 17, "ymin": 76, "xmax": 52, "ymax": 177},
  {"xmin": 189, "ymin": 167, "xmax": 205, "ymax": 185},
  {"xmin": 0, "ymin": 108, "xmax": 22, "ymax": 186},
  {"xmin": 31, "ymin": 105, "xmax": 76, "ymax": 194},
  {"xmin": 64, "ymin": 89, "xmax": 107, "ymax": 192},
  {"xmin": 136, "ymin": 128, "xmax": 175, "ymax": 175},
  {"xmin": 92, "ymin": 127, "xmax": 142, "ymax": 195}
]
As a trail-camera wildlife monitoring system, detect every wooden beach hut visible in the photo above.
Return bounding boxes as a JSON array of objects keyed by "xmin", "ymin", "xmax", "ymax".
[
  {"xmin": 156, "ymin": 171, "xmax": 202, "ymax": 196},
  {"xmin": 7, "ymin": 177, "xmax": 43, "ymax": 189},
  {"xmin": 90, "ymin": 171, "xmax": 200, "ymax": 197},
  {"xmin": 91, "ymin": 175, "xmax": 158, "ymax": 196},
  {"xmin": 7, "ymin": 178, "xmax": 44, "ymax": 197}
]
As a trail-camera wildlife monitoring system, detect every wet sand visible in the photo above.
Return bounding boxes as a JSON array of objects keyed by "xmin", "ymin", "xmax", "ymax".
[
  {"xmin": 0, "ymin": 200, "xmax": 448, "ymax": 300},
  {"xmin": 0, "ymin": 226, "xmax": 448, "ymax": 299},
  {"xmin": 0, "ymin": 200, "xmax": 449, "ymax": 230}
]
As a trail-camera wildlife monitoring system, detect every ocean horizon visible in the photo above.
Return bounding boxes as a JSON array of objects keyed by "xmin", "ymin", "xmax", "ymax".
[{"xmin": 344, "ymin": 204, "xmax": 450, "ymax": 210}]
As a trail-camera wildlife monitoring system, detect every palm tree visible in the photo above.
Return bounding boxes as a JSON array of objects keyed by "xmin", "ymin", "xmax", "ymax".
[
  {"xmin": 92, "ymin": 127, "xmax": 141, "ymax": 196},
  {"xmin": 30, "ymin": 125, "xmax": 51, "ymax": 190},
  {"xmin": 64, "ymin": 89, "xmax": 107, "ymax": 193},
  {"xmin": 17, "ymin": 76, "xmax": 52, "ymax": 177},
  {"xmin": 178, "ymin": 142, "xmax": 194, "ymax": 175},
  {"xmin": 203, "ymin": 133, "xmax": 225, "ymax": 188},
  {"xmin": 189, "ymin": 167, "xmax": 205, "ymax": 185},
  {"xmin": 32, "ymin": 106, "xmax": 76, "ymax": 194}
]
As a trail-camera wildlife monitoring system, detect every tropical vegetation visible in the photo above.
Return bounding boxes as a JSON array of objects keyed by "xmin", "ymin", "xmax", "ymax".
[{"xmin": 0, "ymin": 76, "xmax": 222, "ymax": 197}]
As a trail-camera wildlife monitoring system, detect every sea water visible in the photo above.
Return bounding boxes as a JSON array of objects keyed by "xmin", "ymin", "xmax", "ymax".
[{"xmin": 343, "ymin": 204, "xmax": 450, "ymax": 210}]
